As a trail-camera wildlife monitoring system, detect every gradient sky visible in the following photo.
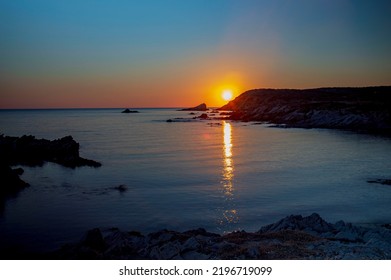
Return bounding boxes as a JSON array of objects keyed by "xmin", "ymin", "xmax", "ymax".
[{"xmin": 1, "ymin": 0, "xmax": 390, "ymax": 108}]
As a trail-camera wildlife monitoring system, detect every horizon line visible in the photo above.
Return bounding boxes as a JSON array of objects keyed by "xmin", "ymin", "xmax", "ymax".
[
  {"xmin": 0, "ymin": 106, "xmax": 221, "ymax": 110},
  {"xmin": 2, "ymin": 85, "xmax": 390, "ymax": 110}
]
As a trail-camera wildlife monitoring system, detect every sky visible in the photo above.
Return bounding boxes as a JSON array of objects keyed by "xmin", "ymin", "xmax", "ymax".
[{"xmin": 0, "ymin": 0, "xmax": 390, "ymax": 109}]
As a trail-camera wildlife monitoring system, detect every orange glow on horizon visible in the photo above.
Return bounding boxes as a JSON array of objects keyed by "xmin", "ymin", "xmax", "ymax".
[{"xmin": 202, "ymin": 82, "xmax": 243, "ymax": 108}]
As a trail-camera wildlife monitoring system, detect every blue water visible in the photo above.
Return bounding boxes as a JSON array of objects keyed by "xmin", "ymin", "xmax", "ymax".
[{"xmin": 1, "ymin": 108, "xmax": 391, "ymax": 252}]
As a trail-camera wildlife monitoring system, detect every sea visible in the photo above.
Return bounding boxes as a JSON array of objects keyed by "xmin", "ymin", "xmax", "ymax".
[{"xmin": 1, "ymin": 108, "xmax": 391, "ymax": 253}]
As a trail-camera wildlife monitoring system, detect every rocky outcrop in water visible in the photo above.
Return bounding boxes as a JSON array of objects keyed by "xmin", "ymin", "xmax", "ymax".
[
  {"xmin": 122, "ymin": 109, "xmax": 139, "ymax": 113},
  {"xmin": 219, "ymin": 87, "xmax": 391, "ymax": 134},
  {"xmin": 0, "ymin": 135, "xmax": 101, "ymax": 168},
  {"xmin": 0, "ymin": 135, "xmax": 101, "ymax": 200},
  {"xmin": 196, "ymin": 113, "xmax": 209, "ymax": 119},
  {"xmin": 367, "ymin": 179, "xmax": 391, "ymax": 185},
  {"xmin": 52, "ymin": 213, "xmax": 391, "ymax": 260},
  {"xmin": 180, "ymin": 103, "xmax": 208, "ymax": 111},
  {"xmin": 0, "ymin": 164, "xmax": 29, "ymax": 198}
]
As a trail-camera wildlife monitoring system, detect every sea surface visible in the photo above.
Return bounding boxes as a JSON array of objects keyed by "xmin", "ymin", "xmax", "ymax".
[{"xmin": 1, "ymin": 108, "xmax": 391, "ymax": 252}]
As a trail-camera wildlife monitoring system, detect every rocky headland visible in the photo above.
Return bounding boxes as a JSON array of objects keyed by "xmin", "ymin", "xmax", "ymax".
[
  {"xmin": 218, "ymin": 87, "xmax": 391, "ymax": 134},
  {"xmin": 51, "ymin": 213, "xmax": 391, "ymax": 260}
]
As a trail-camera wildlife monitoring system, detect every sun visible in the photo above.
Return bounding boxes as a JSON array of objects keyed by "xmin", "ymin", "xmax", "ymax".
[{"xmin": 222, "ymin": 89, "xmax": 233, "ymax": 101}]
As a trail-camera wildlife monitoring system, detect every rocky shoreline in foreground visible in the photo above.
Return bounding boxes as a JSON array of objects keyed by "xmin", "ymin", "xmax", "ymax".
[{"xmin": 49, "ymin": 213, "xmax": 391, "ymax": 260}]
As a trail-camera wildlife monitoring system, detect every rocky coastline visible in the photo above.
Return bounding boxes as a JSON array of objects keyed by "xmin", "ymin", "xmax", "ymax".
[
  {"xmin": 50, "ymin": 213, "xmax": 391, "ymax": 260},
  {"xmin": 218, "ymin": 87, "xmax": 391, "ymax": 135}
]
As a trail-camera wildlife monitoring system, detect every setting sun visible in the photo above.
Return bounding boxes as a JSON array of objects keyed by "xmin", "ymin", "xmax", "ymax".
[{"xmin": 222, "ymin": 90, "xmax": 233, "ymax": 101}]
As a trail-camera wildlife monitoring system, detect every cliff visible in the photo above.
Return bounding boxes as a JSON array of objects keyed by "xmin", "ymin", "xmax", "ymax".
[{"xmin": 219, "ymin": 87, "xmax": 391, "ymax": 134}]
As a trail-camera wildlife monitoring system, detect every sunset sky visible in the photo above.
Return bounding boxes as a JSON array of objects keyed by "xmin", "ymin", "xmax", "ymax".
[{"xmin": 1, "ymin": 0, "xmax": 390, "ymax": 109}]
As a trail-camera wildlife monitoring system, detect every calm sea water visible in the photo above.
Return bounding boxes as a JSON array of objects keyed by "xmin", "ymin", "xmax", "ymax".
[{"xmin": 1, "ymin": 108, "xmax": 391, "ymax": 252}]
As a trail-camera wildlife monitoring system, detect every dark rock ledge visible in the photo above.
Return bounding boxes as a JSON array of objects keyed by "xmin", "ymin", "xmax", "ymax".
[
  {"xmin": 0, "ymin": 134, "xmax": 101, "ymax": 168},
  {"xmin": 52, "ymin": 213, "xmax": 391, "ymax": 260},
  {"xmin": 0, "ymin": 134, "xmax": 101, "ymax": 198}
]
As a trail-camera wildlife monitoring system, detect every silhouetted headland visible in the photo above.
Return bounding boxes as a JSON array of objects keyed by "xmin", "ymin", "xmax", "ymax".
[{"xmin": 219, "ymin": 86, "xmax": 391, "ymax": 134}]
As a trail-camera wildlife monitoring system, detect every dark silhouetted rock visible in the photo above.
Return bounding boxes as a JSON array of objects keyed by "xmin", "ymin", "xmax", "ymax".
[
  {"xmin": 367, "ymin": 179, "xmax": 391, "ymax": 185},
  {"xmin": 112, "ymin": 184, "xmax": 127, "ymax": 193},
  {"xmin": 0, "ymin": 164, "xmax": 29, "ymax": 213},
  {"xmin": 207, "ymin": 123, "xmax": 222, "ymax": 127},
  {"xmin": 258, "ymin": 213, "xmax": 334, "ymax": 235},
  {"xmin": 166, "ymin": 118, "xmax": 196, "ymax": 123},
  {"xmin": 0, "ymin": 135, "xmax": 101, "ymax": 168},
  {"xmin": 197, "ymin": 113, "xmax": 209, "ymax": 119},
  {"xmin": 81, "ymin": 228, "xmax": 106, "ymax": 251},
  {"xmin": 0, "ymin": 134, "xmax": 101, "ymax": 200},
  {"xmin": 122, "ymin": 109, "xmax": 139, "ymax": 113},
  {"xmin": 180, "ymin": 103, "xmax": 207, "ymax": 111},
  {"xmin": 0, "ymin": 164, "xmax": 29, "ymax": 197},
  {"xmin": 383, "ymin": 224, "xmax": 391, "ymax": 230}
]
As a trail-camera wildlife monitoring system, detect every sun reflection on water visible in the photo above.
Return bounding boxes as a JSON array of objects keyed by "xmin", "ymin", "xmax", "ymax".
[
  {"xmin": 223, "ymin": 121, "xmax": 233, "ymax": 187},
  {"xmin": 219, "ymin": 121, "xmax": 238, "ymax": 230}
]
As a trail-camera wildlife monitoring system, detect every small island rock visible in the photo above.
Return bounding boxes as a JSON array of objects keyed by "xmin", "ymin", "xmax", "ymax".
[
  {"xmin": 122, "ymin": 109, "xmax": 139, "ymax": 113},
  {"xmin": 196, "ymin": 113, "xmax": 209, "ymax": 119},
  {"xmin": 179, "ymin": 103, "xmax": 207, "ymax": 111}
]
